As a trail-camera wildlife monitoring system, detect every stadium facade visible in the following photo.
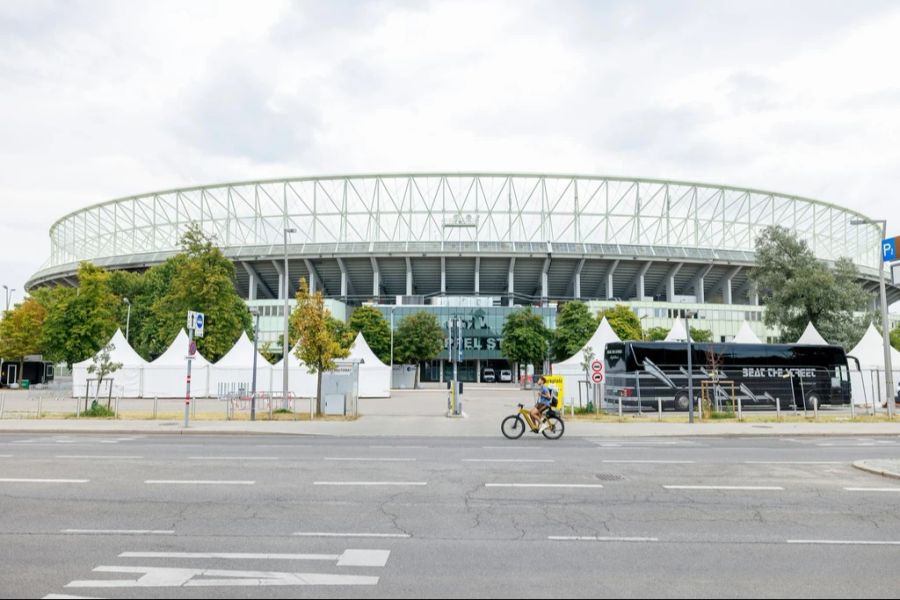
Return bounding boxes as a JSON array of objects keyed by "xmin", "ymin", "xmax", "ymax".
[{"xmin": 26, "ymin": 173, "xmax": 899, "ymax": 382}]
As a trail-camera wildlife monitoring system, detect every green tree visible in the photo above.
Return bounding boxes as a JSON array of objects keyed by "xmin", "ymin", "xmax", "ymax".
[
  {"xmin": 327, "ymin": 316, "xmax": 355, "ymax": 352},
  {"xmin": 349, "ymin": 306, "xmax": 392, "ymax": 363},
  {"xmin": 690, "ymin": 328, "xmax": 713, "ymax": 342},
  {"xmin": 501, "ymin": 308, "xmax": 550, "ymax": 381},
  {"xmin": 147, "ymin": 225, "xmax": 252, "ymax": 362},
  {"xmin": 551, "ymin": 301, "xmax": 598, "ymax": 362},
  {"xmin": 291, "ymin": 278, "xmax": 350, "ymax": 414},
  {"xmin": 85, "ymin": 343, "xmax": 123, "ymax": 410},
  {"xmin": 393, "ymin": 312, "xmax": 445, "ymax": 387},
  {"xmin": 646, "ymin": 326, "xmax": 669, "ymax": 341},
  {"xmin": 751, "ymin": 226, "xmax": 871, "ymax": 348},
  {"xmin": 39, "ymin": 263, "xmax": 118, "ymax": 368},
  {"xmin": 0, "ymin": 297, "xmax": 47, "ymax": 381},
  {"xmin": 598, "ymin": 305, "xmax": 642, "ymax": 341}
]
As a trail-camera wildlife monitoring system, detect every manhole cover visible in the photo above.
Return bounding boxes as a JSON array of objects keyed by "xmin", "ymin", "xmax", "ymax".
[{"xmin": 595, "ymin": 473, "xmax": 625, "ymax": 481}]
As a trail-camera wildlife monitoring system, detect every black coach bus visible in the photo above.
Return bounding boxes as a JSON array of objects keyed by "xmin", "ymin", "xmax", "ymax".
[{"xmin": 604, "ymin": 342, "xmax": 851, "ymax": 411}]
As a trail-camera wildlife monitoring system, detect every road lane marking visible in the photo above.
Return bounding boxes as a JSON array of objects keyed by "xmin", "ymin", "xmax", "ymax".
[
  {"xmin": 548, "ymin": 536, "xmax": 658, "ymax": 542},
  {"xmin": 43, "ymin": 595, "xmax": 104, "ymax": 599},
  {"xmin": 844, "ymin": 487, "xmax": 900, "ymax": 493},
  {"xmin": 56, "ymin": 456, "xmax": 143, "ymax": 460},
  {"xmin": 485, "ymin": 483, "xmax": 604, "ymax": 489},
  {"xmin": 188, "ymin": 457, "xmax": 279, "ymax": 461},
  {"xmin": 62, "ymin": 530, "xmax": 174, "ymax": 535},
  {"xmin": 788, "ymin": 540, "xmax": 900, "ymax": 546},
  {"xmin": 144, "ymin": 480, "xmax": 255, "ymax": 485},
  {"xmin": 294, "ymin": 532, "xmax": 410, "ymax": 539},
  {"xmin": 602, "ymin": 460, "xmax": 695, "ymax": 464},
  {"xmin": 324, "ymin": 458, "xmax": 417, "ymax": 462},
  {"xmin": 67, "ymin": 566, "xmax": 379, "ymax": 588},
  {"xmin": 369, "ymin": 445, "xmax": 428, "ymax": 449},
  {"xmin": 744, "ymin": 461, "xmax": 843, "ymax": 465},
  {"xmin": 664, "ymin": 486, "xmax": 784, "ymax": 491},
  {"xmin": 463, "ymin": 459, "xmax": 555, "ymax": 463},
  {"xmin": 121, "ymin": 550, "xmax": 390, "ymax": 568},
  {"xmin": 0, "ymin": 478, "xmax": 88, "ymax": 483},
  {"xmin": 313, "ymin": 481, "xmax": 427, "ymax": 486}
]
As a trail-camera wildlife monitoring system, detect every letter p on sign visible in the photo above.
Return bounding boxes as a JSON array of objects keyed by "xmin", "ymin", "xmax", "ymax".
[{"xmin": 883, "ymin": 237, "xmax": 898, "ymax": 262}]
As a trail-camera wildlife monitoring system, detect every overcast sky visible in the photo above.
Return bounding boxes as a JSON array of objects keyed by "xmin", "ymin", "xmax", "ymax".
[{"xmin": 2, "ymin": 0, "xmax": 899, "ymax": 305}]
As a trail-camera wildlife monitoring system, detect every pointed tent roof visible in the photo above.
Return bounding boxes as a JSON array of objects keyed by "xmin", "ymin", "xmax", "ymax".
[
  {"xmin": 149, "ymin": 329, "xmax": 210, "ymax": 368},
  {"xmin": 665, "ymin": 319, "xmax": 691, "ymax": 342},
  {"xmin": 74, "ymin": 329, "xmax": 148, "ymax": 368},
  {"xmin": 557, "ymin": 317, "xmax": 621, "ymax": 367},
  {"xmin": 848, "ymin": 323, "xmax": 900, "ymax": 370},
  {"xmin": 348, "ymin": 332, "xmax": 388, "ymax": 367},
  {"xmin": 797, "ymin": 322, "xmax": 828, "ymax": 345},
  {"xmin": 733, "ymin": 321, "xmax": 763, "ymax": 344},
  {"xmin": 274, "ymin": 343, "xmax": 307, "ymax": 370},
  {"xmin": 213, "ymin": 332, "xmax": 270, "ymax": 367}
]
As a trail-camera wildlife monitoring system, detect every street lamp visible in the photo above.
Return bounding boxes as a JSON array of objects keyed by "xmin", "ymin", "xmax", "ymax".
[
  {"xmin": 685, "ymin": 309, "xmax": 697, "ymax": 423},
  {"xmin": 2, "ymin": 285, "xmax": 14, "ymax": 312},
  {"xmin": 850, "ymin": 218, "xmax": 895, "ymax": 418},
  {"xmin": 283, "ymin": 227, "xmax": 297, "ymax": 409},
  {"xmin": 123, "ymin": 297, "xmax": 131, "ymax": 342},
  {"xmin": 389, "ymin": 305, "xmax": 396, "ymax": 385},
  {"xmin": 250, "ymin": 308, "xmax": 260, "ymax": 421}
]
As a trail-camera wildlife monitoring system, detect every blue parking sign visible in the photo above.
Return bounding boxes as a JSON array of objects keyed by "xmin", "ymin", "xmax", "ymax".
[{"xmin": 884, "ymin": 237, "xmax": 898, "ymax": 262}]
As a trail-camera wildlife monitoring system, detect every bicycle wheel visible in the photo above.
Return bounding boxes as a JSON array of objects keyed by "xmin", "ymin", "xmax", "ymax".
[
  {"xmin": 542, "ymin": 416, "xmax": 565, "ymax": 440},
  {"xmin": 501, "ymin": 415, "xmax": 526, "ymax": 440}
]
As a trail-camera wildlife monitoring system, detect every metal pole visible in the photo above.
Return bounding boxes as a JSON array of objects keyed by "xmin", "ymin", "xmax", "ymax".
[
  {"xmin": 124, "ymin": 299, "xmax": 131, "ymax": 343},
  {"xmin": 283, "ymin": 228, "xmax": 295, "ymax": 410},
  {"xmin": 686, "ymin": 315, "xmax": 694, "ymax": 423},
  {"xmin": 877, "ymin": 222, "xmax": 895, "ymax": 419},
  {"xmin": 251, "ymin": 311, "xmax": 259, "ymax": 421},
  {"xmin": 390, "ymin": 307, "xmax": 395, "ymax": 377},
  {"xmin": 185, "ymin": 329, "xmax": 193, "ymax": 428}
]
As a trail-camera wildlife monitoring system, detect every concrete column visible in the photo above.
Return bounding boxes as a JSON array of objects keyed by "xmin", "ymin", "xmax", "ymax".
[
  {"xmin": 341, "ymin": 271, "xmax": 348, "ymax": 297},
  {"xmin": 477, "ymin": 359, "xmax": 481, "ymax": 383},
  {"xmin": 441, "ymin": 257, "xmax": 447, "ymax": 295},
  {"xmin": 439, "ymin": 360, "xmax": 444, "ymax": 383},
  {"xmin": 637, "ymin": 274, "xmax": 645, "ymax": 301},
  {"xmin": 406, "ymin": 270, "xmax": 413, "ymax": 297},
  {"xmin": 667, "ymin": 274, "xmax": 676, "ymax": 302},
  {"xmin": 724, "ymin": 279, "xmax": 733, "ymax": 305},
  {"xmin": 574, "ymin": 273, "xmax": 581, "ymax": 299},
  {"xmin": 474, "ymin": 257, "xmax": 480, "ymax": 295},
  {"xmin": 247, "ymin": 271, "xmax": 257, "ymax": 301},
  {"xmin": 308, "ymin": 268, "xmax": 316, "ymax": 294},
  {"xmin": 373, "ymin": 270, "xmax": 380, "ymax": 298},
  {"xmin": 542, "ymin": 271, "xmax": 549, "ymax": 300},
  {"xmin": 508, "ymin": 257, "xmax": 516, "ymax": 306}
]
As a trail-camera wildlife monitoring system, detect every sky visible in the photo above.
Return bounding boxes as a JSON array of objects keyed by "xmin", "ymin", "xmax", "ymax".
[{"xmin": 2, "ymin": 0, "xmax": 899, "ymax": 306}]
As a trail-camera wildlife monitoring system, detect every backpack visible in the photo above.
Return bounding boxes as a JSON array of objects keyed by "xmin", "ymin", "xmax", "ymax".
[{"xmin": 548, "ymin": 385, "xmax": 561, "ymax": 409}]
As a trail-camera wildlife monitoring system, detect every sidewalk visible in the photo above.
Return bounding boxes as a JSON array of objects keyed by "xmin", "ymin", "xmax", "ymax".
[{"xmin": 853, "ymin": 459, "xmax": 900, "ymax": 480}]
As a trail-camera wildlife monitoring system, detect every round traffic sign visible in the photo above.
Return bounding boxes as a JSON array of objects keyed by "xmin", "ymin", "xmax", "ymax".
[
  {"xmin": 591, "ymin": 371, "xmax": 604, "ymax": 384},
  {"xmin": 591, "ymin": 359, "xmax": 603, "ymax": 372},
  {"xmin": 195, "ymin": 314, "xmax": 204, "ymax": 328},
  {"xmin": 188, "ymin": 340, "xmax": 197, "ymax": 356}
]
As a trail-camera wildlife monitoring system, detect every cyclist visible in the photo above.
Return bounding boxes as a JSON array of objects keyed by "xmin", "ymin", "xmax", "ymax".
[{"xmin": 530, "ymin": 376, "xmax": 553, "ymax": 433}]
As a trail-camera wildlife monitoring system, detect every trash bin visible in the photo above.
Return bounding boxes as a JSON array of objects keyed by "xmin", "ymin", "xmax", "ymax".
[{"xmin": 20, "ymin": 379, "xmax": 29, "ymax": 390}]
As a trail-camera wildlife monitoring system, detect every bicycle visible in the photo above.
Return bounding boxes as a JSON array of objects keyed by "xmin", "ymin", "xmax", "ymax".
[{"xmin": 501, "ymin": 403, "xmax": 565, "ymax": 440}]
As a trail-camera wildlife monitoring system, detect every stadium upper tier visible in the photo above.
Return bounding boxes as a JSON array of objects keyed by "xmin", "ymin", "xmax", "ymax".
[{"xmin": 26, "ymin": 173, "xmax": 899, "ymax": 304}]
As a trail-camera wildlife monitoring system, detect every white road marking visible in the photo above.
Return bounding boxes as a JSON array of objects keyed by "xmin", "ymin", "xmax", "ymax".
[
  {"xmin": 43, "ymin": 595, "xmax": 104, "ymax": 599},
  {"xmin": 187, "ymin": 457, "xmax": 279, "ymax": 461},
  {"xmin": 548, "ymin": 536, "xmax": 659, "ymax": 542},
  {"xmin": 0, "ymin": 478, "xmax": 88, "ymax": 484},
  {"xmin": 324, "ymin": 457, "xmax": 417, "ymax": 462},
  {"xmin": 664, "ymin": 485, "xmax": 784, "ymax": 491},
  {"xmin": 294, "ymin": 532, "xmax": 410, "ymax": 539},
  {"xmin": 602, "ymin": 460, "xmax": 695, "ymax": 464},
  {"xmin": 56, "ymin": 456, "xmax": 143, "ymax": 460},
  {"xmin": 120, "ymin": 552, "xmax": 336, "ymax": 561},
  {"xmin": 313, "ymin": 481, "xmax": 427, "ymax": 486},
  {"xmin": 844, "ymin": 487, "xmax": 900, "ymax": 493},
  {"xmin": 336, "ymin": 550, "xmax": 391, "ymax": 567},
  {"xmin": 369, "ymin": 445, "xmax": 428, "ymax": 449},
  {"xmin": 744, "ymin": 461, "xmax": 843, "ymax": 465},
  {"xmin": 62, "ymin": 530, "xmax": 174, "ymax": 535},
  {"xmin": 788, "ymin": 539, "xmax": 900, "ymax": 546},
  {"xmin": 485, "ymin": 483, "xmax": 604, "ymax": 489},
  {"xmin": 463, "ymin": 459, "xmax": 555, "ymax": 463},
  {"xmin": 0, "ymin": 454, "xmax": 13, "ymax": 458},
  {"xmin": 67, "ymin": 566, "xmax": 379, "ymax": 588},
  {"xmin": 144, "ymin": 480, "xmax": 255, "ymax": 485},
  {"xmin": 481, "ymin": 446, "xmax": 542, "ymax": 450}
]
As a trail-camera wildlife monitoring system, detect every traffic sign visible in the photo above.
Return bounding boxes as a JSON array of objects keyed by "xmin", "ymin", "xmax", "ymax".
[
  {"xmin": 591, "ymin": 371, "xmax": 604, "ymax": 384},
  {"xmin": 883, "ymin": 236, "xmax": 898, "ymax": 262},
  {"xmin": 591, "ymin": 359, "xmax": 603, "ymax": 373},
  {"xmin": 187, "ymin": 311, "xmax": 205, "ymax": 338},
  {"xmin": 188, "ymin": 340, "xmax": 197, "ymax": 356}
]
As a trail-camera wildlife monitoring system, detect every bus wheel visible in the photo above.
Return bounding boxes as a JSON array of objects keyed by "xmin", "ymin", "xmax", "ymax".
[
  {"xmin": 803, "ymin": 393, "xmax": 820, "ymax": 411},
  {"xmin": 674, "ymin": 392, "xmax": 690, "ymax": 411}
]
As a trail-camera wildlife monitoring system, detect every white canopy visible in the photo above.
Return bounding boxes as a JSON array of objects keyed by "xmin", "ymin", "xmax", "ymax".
[
  {"xmin": 208, "ymin": 332, "xmax": 274, "ymax": 396},
  {"xmin": 347, "ymin": 332, "xmax": 391, "ymax": 398},
  {"xmin": 797, "ymin": 322, "xmax": 829, "ymax": 345},
  {"xmin": 72, "ymin": 329, "xmax": 148, "ymax": 398},
  {"xmin": 847, "ymin": 324, "xmax": 900, "ymax": 406},
  {"xmin": 848, "ymin": 324, "xmax": 900, "ymax": 370},
  {"xmin": 272, "ymin": 344, "xmax": 318, "ymax": 398},
  {"xmin": 665, "ymin": 319, "xmax": 691, "ymax": 342},
  {"xmin": 144, "ymin": 330, "xmax": 211, "ymax": 398},
  {"xmin": 733, "ymin": 321, "xmax": 763, "ymax": 344},
  {"xmin": 552, "ymin": 317, "xmax": 621, "ymax": 407}
]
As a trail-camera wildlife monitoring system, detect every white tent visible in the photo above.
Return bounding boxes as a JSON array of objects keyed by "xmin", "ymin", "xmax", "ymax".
[
  {"xmin": 72, "ymin": 329, "xmax": 148, "ymax": 398},
  {"xmin": 665, "ymin": 319, "xmax": 691, "ymax": 342},
  {"xmin": 847, "ymin": 324, "xmax": 900, "ymax": 406},
  {"xmin": 733, "ymin": 321, "xmax": 763, "ymax": 344},
  {"xmin": 272, "ymin": 344, "xmax": 318, "ymax": 399},
  {"xmin": 797, "ymin": 322, "xmax": 828, "ymax": 345},
  {"xmin": 208, "ymin": 332, "xmax": 274, "ymax": 397},
  {"xmin": 347, "ymin": 332, "xmax": 391, "ymax": 398},
  {"xmin": 144, "ymin": 330, "xmax": 211, "ymax": 398},
  {"xmin": 552, "ymin": 317, "xmax": 621, "ymax": 407}
]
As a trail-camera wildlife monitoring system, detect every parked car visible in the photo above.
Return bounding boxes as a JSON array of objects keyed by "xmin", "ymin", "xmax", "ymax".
[
  {"xmin": 499, "ymin": 369, "xmax": 512, "ymax": 383},
  {"xmin": 483, "ymin": 368, "xmax": 496, "ymax": 383}
]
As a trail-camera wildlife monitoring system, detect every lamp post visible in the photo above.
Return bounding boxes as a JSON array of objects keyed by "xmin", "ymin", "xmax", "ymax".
[
  {"xmin": 850, "ymin": 219, "xmax": 895, "ymax": 419},
  {"xmin": 123, "ymin": 297, "xmax": 131, "ymax": 342},
  {"xmin": 685, "ymin": 309, "xmax": 697, "ymax": 423},
  {"xmin": 389, "ymin": 305, "xmax": 396, "ymax": 386},
  {"xmin": 250, "ymin": 308, "xmax": 260, "ymax": 421},
  {"xmin": 2, "ymin": 285, "xmax": 14, "ymax": 312},
  {"xmin": 283, "ymin": 227, "xmax": 296, "ymax": 409}
]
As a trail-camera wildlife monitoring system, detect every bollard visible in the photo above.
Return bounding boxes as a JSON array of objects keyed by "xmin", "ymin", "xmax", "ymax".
[
  {"xmin": 115, "ymin": 396, "xmax": 120, "ymax": 418},
  {"xmin": 192, "ymin": 397, "xmax": 197, "ymax": 418},
  {"xmin": 850, "ymin": 398, "xmax": 855, "ymax": 419},
  {"xmin": 618, "ymin": 396, "xmax": 623, "ymax": 418},
  {"xmin": 657, "ymin": 397, "xmax": 662, "ymax": 422},
  {"xmin": 153, "ymin": 396, "xmax": 158, "ymax": 420},
  {"xmin": 813, "ymin": 397, "xmax": 818, "ymax": 420},
  {"xmin": 775, "ymin": 397, "xmax": 781, "ymax": 421},
  {"xmin": 698, "ymin": 395, "xmax": 703, "ymax": 420},
  {"xmin": 738, "ymin": 396, "xmax": 743, "ymax": 421},
  {"xmin": 0, "ymin": 392, "xmax": 4, "ymax": 419},
  {"xmin": 37, "ymin": 393, "xmax": 44, "ymax": 419},
  {"xmin": 75, "ymin": 397, "xmax": 80, "ymax": 418}
]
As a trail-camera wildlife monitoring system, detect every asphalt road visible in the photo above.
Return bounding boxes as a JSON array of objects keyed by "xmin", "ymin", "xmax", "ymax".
[{"xmin": 1, "ymin": 433, "xmax": 899, "ymax": 599}]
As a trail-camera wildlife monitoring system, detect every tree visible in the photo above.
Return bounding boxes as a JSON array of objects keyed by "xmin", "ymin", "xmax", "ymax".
[
  {"xmin": 147, "ymin": 225, "xmax": 252, "ymax": 362},
  {"xmin": 646, "ymin": 326, "xmax": 669, "ymax": 341},
  {"xmin": 892, "ymin": 325, "xmax": 900, "ymax": 352},
  {"xmin": 0, "ymin": 297, "xmax": 47, "ymax": 382},
  {"xmin": 751, "ymin": 226, "xmax": 871, "ymax": 348},
  {"xmin": 85, "ymin": 343, "xmax": 122, "ymax": 410},
  {"xmin": 327, "ymin": 316, "xmax": 355, "ymax": 352},
  {"xmin": 349, "ymin": 306, "xmax": 392, "ymax": 363},
  {"xmin": 501, "ymin": 308, "xmax": 550, "ymax": 382},
  {"xmin": 393, "ymin": 312, "xmax": 445, "ymax": 387},
  {"xmin": 291, "ymin": 278, "xmax": 350, "ymax": 414},
  {"xmin": 39, "ymin": 263, "xmax": 118, "ymax": 368},
  {"xmin": 551, "ymin": 301, "xmax": 598, "ymax": 362},
  {"xmin": 598, "ymin": 305, "xmax": 642, "ymax": 341},
  {"xmin": 690, "ymin": 328, "xmax": 713, "ymax": 343}
]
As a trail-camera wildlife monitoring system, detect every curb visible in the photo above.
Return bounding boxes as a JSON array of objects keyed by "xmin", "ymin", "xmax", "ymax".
[{"xmin": 852, "ymin": 460, "xmax": 900, "ymax": 481}]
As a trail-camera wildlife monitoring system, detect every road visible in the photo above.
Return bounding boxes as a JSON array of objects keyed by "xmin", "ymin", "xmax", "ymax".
[{"xmin": 1, "ymin": 433, "xmax": 899, "ymax": 598}]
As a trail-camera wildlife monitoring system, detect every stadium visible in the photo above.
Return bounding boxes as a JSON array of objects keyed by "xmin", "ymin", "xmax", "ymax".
[{"xmin": 25, "ymin": 173, "xmax": 900, "ymax": 383}]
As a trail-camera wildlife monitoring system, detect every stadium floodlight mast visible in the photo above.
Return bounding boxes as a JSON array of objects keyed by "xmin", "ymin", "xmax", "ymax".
[
  {"xmin": 123, "ymin": 297, "xmax": 131, "ymax": 343},
  {"xmin": 3, "ymin": 285, "xmax": 14, "ymax": 312},
  {"xmin": 283, "ymin": 227, "xmax": 297, "ymax": 410},
  {"xmin": 250, "ymin": 308, "xmax": 260, "ymax": 421},
  {"xmin": 850, "ymin": 218, "xmax": 895, "ymax": 419}
]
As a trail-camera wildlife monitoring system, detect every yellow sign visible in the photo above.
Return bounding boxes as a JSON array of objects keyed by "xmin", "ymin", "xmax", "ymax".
[{"xmin": 543, "ymin": 375, "xmax": 565, "ymax": 409}]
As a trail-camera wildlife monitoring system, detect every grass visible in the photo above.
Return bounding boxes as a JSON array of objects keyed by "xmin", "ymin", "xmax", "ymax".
[{"xmin": 570, "ymin": 411, "xmax": 898, "ymax": 423}]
